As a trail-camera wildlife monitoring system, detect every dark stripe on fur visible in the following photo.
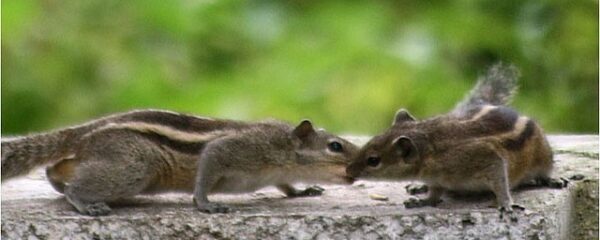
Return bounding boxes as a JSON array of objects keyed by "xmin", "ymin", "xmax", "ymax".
[
  {"xmin": 448, "ymin": 106, "xmax": 519, "ymax": 139},
  {"xmin": 459, "ymin": 106, "xmax": 483, "ymax": 120},
  {"xmin": 118, "ymin": 111, "xmax": 246, "ymax": 134},
  {"xmin": 503, "ymin": 120, "xmax": 535, "ymax": 151},
  {"xmin": 478, "ymin": 107, "xmax": 519, "ymax": 133},
  {"xmin": 1, "ymin": 110, "xmax": 231, "ymax": 181},
  {"xmin": 402, "ymin": 107, "xmax": 519, "ymax": 144}
]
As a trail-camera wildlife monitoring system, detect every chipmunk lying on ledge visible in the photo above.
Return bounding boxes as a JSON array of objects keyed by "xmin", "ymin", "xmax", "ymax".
[{"xmin": 2, "ymin": 110, "xmax": 359, "ymax": 215}]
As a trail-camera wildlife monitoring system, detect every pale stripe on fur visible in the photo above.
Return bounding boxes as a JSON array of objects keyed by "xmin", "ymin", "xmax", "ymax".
[{"xmin": 84, "ymin": 122, "xmax": 233, "ymax": 143}]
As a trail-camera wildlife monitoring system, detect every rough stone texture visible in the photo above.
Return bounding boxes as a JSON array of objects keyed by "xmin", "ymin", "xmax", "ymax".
[
  {"xmin": 1, "ymin": 135, "xmax": 598, "ymax": 240},
  {"xmin": 570, "ymin": 180, "xmax": 599, "ymax": 240}
]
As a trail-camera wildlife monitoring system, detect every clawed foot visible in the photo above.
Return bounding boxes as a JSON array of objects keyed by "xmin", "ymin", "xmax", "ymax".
[
  {"xmin": 569, "ymin": 174, "xmax": 585, "ymax": 181},
  {"xmin": 546, "ymin": 177, "xmax": 569, "ymax": 189},
  {"xmin": 288, "ymin": 186, "xmax": 325, "ymax": 198},
  {"xmin": 405, "ymin": 184, "xmax": 429, "ymax": 195},
  {"xmin": 498, "ymin": 204, "xmax": 525, "ymax": 223},
  {"xmin": 197, "ymin": 202, "xmax": 230, "ymax": 214},
  {"xmin": 194, "ymin": 198, "xmax": 230, "ymax": 214},
  {"xmin": 66, "ymin": 195, "xmax": 112, "ymax": 216},
  {"xmin": 82, "ymin": 202, "xmax": 111, "ymax": 216},
  {"xmin": 521, "ymin": 177, "xmax": 569, "ymax": 189},
  {"xmin": 403, "ymin": 197, "xmax": 442, "ymax": 209}
]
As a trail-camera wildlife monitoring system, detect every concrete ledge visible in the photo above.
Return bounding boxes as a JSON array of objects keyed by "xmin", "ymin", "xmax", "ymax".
[{"xmin": 1, "ymin": 135, "xmax": 598, "ymax": 239}]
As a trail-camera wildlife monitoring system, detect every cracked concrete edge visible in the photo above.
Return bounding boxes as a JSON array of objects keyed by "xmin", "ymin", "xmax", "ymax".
[
  {"xmin": 548, "ymin": 135, "xmax": 599, "ymax": 159},
  {"xmin": 0, "ymin": 208, "xmax": 568, "ymax": 240},
  {"xmin": 0, "ymin": 169, "xmax": 591, "ymax": 239},
  {"xmin": 570, "ymin": 180, "xmax": 599, "ymax": 240},
  {"xmin": 1, "ymin": 135, "xmax": 597, "ymax": 239},
  {"xmin": 554, "ymin": 150, "xmax": 599, "ymax": 160}
]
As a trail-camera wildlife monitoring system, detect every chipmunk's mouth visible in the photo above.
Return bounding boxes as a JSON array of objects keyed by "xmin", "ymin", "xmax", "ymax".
[
  {"xmin": 341, "ymin": 176, "xmax": 356, "ymax": 184},
  {"xmin": 327, "ymin": 174, "xmax": 355, "ymax": 184}
]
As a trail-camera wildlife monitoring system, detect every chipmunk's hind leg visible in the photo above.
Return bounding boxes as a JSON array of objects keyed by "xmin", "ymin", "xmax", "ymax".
[
  {"xmin": 516, "ymin": 167, "xmax": 568, "ymax": 189},
  {"xmin": 63, "ymin": 131, "xmax": 155, "ymax": 216},
  {"xmin": 526, "ymin": 175, "xmax": 569, "ymax": 189},
  {"xmin": 522, "ymin": 131, "xmax": 567, "ymax": 188},
  {"xmin": 65, "ymin": 193, "xmax": 112, "ymax": 216},
  {"xmin": 63, "ymin": 156, "xmax": 152, "ymax": 216}
]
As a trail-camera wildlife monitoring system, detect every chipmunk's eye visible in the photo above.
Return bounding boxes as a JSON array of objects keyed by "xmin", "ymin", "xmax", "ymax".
[
  {"xmin": 367, "ymin": 156, "xmax": 381, "ymax": 167},
  {"xmin": 328, "ymin": 141, "xmax": 343, "ymax": 152}
]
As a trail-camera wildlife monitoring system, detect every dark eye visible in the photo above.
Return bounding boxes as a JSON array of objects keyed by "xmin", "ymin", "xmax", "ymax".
[
  {"xmin": 328, "ymin": 141, "xmax": 343, "ymax": 152},
  {"xmin": 367, "ymin": 156, "xmax": 381, "ymax": 167}
]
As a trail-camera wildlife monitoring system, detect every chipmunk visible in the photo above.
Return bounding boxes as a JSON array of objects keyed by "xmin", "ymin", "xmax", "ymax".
[
  {"xmin": 2, "ymin": 110, "xmax": 359, "ymax": 215},
  {"xmin": 346, "ymin": 64, "xmax": 567, "ymax": 219}
]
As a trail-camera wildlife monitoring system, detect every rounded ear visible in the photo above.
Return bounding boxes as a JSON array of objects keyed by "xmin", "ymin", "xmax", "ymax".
[
  {"xmin": 293, "ymin": 119, "xmax": 316, "ymax": 139},
  {"xmin": 393, "ymin": 136, "xmax": 419, "ymax": 164},
  {"xmin": 392, "ymin": 109, "xmax": 416, "ymax": 126}
]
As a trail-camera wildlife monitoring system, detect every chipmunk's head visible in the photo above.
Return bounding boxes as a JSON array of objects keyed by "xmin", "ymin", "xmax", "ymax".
[
  {"xmin": 290, "ymin": 120, "xmax": 360, "ymax": 185},
  {"xmin": 346, "ymin": 109, "xmax": 423, "ymax": 180}
]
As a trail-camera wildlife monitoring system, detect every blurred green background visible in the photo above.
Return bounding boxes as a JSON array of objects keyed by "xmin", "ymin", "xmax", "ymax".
[{"xmin": 2, "ymin": 0, "xmax": 598, "ymax": 135}]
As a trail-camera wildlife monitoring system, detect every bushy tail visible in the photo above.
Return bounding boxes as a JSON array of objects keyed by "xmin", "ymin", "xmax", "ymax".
[
  {"xmin": 453, "ymin": 63, "xmax": 520, "ymax": 115},
  {"xmin": 1, "ymin": 129, "xmax": 81, "ymax": 181},
  {"xmin": 0, "ymin": 111, "xmax": 135, "ymax": 181}
]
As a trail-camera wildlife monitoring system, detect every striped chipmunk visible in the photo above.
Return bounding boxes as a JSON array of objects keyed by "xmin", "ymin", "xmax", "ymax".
[
  {"xmin": 1, "ymin": 110, "xmax": 359, "ymax": 215},
  {"xmin": 346, "ymin": 64, "xmax": 567, "ymax": 220}
]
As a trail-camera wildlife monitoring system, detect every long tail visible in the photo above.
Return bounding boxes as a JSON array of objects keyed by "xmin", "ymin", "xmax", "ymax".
[
  {"xmin": 452, "ymin": 63, "xmax": 520, "ymax": 115},
  {"xmin": 0, "ymin": 112, "xmax": 123, "ymax": 182},
  {"xmin": 1, "ymin": 128, "xmax": 83, "ymax": 181}
]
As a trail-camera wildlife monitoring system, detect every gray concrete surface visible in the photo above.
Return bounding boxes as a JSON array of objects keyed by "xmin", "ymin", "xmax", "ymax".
[{"xmin": 1, "ymin": 135, "xmax": 598, "ymax": 240}]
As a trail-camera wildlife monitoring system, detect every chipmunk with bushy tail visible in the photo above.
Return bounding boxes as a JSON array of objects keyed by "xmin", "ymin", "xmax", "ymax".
[
  {"xmin": 2, "ymin": 110, "xmax": 359, "ymax": 215},
  {"xmin": 346, "ymin": 64, "xmax": 566, "ymax": 220}
]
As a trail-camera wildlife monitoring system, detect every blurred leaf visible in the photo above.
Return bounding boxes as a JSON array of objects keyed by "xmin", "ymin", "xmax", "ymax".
[{"xmin": 1, "ymin": 0, "xmax": 598, "ymax": 134}]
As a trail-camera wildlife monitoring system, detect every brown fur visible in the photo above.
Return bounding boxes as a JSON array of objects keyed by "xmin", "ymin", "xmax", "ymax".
[
  {"xmin": 46, "ymin": 158, "xmax": 79, "ymax": 193},
  {"xmin": 348, "ymin": 105, "xmax": 559, "ymax": 212},
  {"xmin": 347, "ymin": 64, "xmax": 563, "ymax": 214},
  {"xmin": 2, "ymin": 110, "xmax": 359, "ymax": 215}
]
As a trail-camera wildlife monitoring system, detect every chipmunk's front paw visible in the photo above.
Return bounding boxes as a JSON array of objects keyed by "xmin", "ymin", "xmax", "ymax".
[
  {"xmin": 403, "ymin": 197, "xmax": 441, "ymax": 209},
  {"xmin": 285, "ymin": 185, "xmax": 325, "ymax": 198},
  {"xmin": 405, "ymin": 183, "xmax": 429, "ymax": 195},
  {"xmin": 296, "ymin": 186, "xmax": 325, "ymax": 197},
  {"xmin": 197, "ymin": 202, "xmax": 230, "ymax": 214},
  {"xmin": 498, "ymin": 204, "xmax": 525, "ymax": 223}
]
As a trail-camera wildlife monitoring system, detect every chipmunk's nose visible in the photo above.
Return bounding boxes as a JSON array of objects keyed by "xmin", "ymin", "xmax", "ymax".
[{"xmin": 345, "ymin": 162, "xmax": 362, "ymax": 178}]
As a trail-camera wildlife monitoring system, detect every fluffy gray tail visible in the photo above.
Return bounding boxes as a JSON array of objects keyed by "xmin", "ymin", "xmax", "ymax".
[
  {"xmin": 1, "ymin": 129, "xmax": 80, "ymax": 181},
  {"xmin": 1, "ymin": 112, "xmax": 130, "ymax": 182},
  {"xmin": 453, "ymin": 63, "xmax": 520, "ymax": 115}
]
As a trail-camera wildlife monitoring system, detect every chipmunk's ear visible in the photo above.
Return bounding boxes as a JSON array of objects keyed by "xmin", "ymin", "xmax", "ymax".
[
  {"xmin": 393, "ymin": 136, "xmax": 419, "ymax": 164},
  {"xmin": 392, "ymin": 109, "xmax": 415, "ymax": 126},
  {"xmin": 293, "ymin": 119, "xmax": 316, "ymax": 139}
]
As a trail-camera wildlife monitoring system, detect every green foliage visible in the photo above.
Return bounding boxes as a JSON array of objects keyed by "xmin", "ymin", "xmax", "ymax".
[{"xmin": 2, "ymin": 0, "xmax": 598, "ymax": 135}]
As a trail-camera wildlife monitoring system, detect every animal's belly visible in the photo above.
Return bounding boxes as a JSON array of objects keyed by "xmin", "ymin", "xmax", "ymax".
[
  {"xmin": 211, "ymin": 173, "xmax": 282, "ymax": 194},
  {"xmin": 437, "ymin": 179, "xmax": 490, "ymax": 192}
]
